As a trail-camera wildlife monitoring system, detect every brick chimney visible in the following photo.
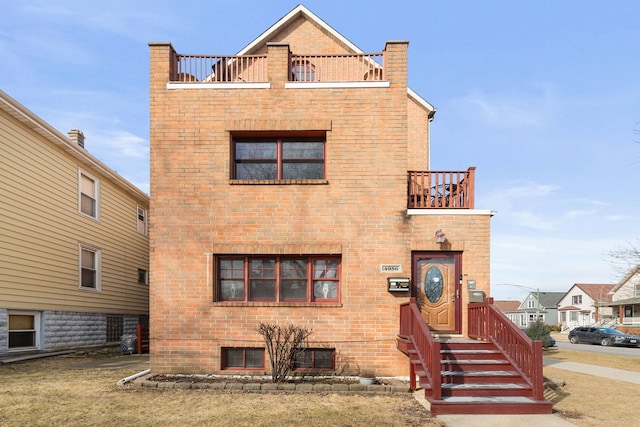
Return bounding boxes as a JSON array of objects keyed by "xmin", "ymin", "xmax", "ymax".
[{"xmin": 68, "ymin": 129, "xmax": 85, "ymax": 148}]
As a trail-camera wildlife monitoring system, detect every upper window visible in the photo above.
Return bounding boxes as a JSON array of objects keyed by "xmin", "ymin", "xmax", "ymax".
[
  {"xmin": 138, "ymin": 269, "xmax": 148, "ymax": 285},
  {"xmin": 217, "ymin": 256, "xmax": 340, "ymax": 303},
  {"xmin": 79, "ymin": 245, "xmax": 100, "ymax": 291},
  {"xmin": 78, "ymin": 170, "xmax": 99, "ymax": 219},
  {"xmin": 233, "ymin": 136, "xmax": 325, "ymax": 181},
  {"xmin": 291, "ymin": 60, "xmax": 316, "ymax": 82},
  {"xmin": 527, "ymin": 299, "xmax": 536, "ymax": 309},
  {"xmin": 572, "ymin": 295, "xmax": 582, "ymax": 305},
  {"xmin": 137, "ymin": 206, "xmax": 148, "ymax": 235}
]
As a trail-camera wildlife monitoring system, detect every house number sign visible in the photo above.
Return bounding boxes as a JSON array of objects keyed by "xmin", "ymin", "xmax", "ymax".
[{"xmin": 380, "ymin": 264, "xmax": 402, "ymax": 273}]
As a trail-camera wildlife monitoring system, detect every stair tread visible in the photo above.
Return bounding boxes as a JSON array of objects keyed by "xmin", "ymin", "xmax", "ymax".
[
  {"xmin": 441, "ymin": 383, "xmax": 527, "ymax": 389},
  {"xmin": 441, "ymin": 350, "xmax": 499, "ymax": 354},
  {"xmin": 436, "ymin": 396, "xmax": 539, "ymax": 403},
  {"xmin": 442, "ymin": 370, "xmax": 519, "ymax": 376},
  {"xmin": 442, "ymin": 359, "xmax": 509, "ymax": 364}
]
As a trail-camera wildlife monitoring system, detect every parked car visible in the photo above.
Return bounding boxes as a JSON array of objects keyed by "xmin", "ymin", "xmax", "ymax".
[{"xmin": 568, "ymin": 327, "xmax": 640, "ymax": 347}]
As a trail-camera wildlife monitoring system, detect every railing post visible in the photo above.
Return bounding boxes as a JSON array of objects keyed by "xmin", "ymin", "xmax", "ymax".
[{"xmin": 467, "ymin": 167, "xmax": 475, "ymax": 209}]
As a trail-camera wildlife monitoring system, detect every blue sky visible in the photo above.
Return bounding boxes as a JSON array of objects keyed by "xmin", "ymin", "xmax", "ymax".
[{"xmin": 2, "ymin": 1, "xmax": 640, "ymax": 300}]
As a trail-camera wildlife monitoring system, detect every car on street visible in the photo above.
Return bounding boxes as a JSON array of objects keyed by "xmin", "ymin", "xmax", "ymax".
[{"xmin": 568, "ymin": 327, "xmax": 640, "ymax": 347}]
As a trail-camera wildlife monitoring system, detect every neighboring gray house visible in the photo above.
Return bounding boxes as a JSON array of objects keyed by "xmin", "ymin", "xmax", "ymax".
[{"xmin": 507, "ymin": 292, "xmax": 564, "ymax": 328}]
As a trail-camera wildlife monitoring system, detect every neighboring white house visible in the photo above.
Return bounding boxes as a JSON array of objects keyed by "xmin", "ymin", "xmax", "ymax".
[
  {"xmin": 598, "ymin": 266, "xmax": 640, "ymax": 327},
  {"xmin": 504, "ymin": 292, "xmax": 564, "ymax": 328},
  {"xmin": 557, "ymin": 283, "xmax": 614, "ymax": 331}
]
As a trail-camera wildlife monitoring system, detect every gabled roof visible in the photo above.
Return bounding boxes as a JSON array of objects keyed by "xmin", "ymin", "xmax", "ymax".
[
  {"xmin": 574, "ymin": 283, "xmax": 615, "ymax": 302},
  {"xmin": 525, "ymin": 291, "xmax": 564, "ymax": 309},
  {"xmin": 0, "ymin": 90, "xmax": 148, "ymax": 203},
  {"xmin": 610, "ymin": 264, "xmax": 640, "ymax": 294},
  {"xmin": 236, "ymin": 4, "xmax": 436, "ymax": 117},
  {"xmin": 494, "ymin": 300, "xmax": 520, "ymax": 312}
]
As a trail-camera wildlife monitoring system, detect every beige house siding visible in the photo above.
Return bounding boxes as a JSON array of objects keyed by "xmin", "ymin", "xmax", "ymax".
[{"xmin": 0, "ymin": 92, "xmax": 149, "ymax": 318}]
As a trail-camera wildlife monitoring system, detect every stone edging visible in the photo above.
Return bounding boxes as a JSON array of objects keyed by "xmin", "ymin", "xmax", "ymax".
[{"xmin": 134, "ymin": 374, "xmax": 410, "ymax": 394}]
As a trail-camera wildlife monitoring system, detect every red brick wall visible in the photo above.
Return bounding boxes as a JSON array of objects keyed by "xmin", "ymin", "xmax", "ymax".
[{"xmin": 149, "ymin": 30, "xmax": 491, "ymax": 376}]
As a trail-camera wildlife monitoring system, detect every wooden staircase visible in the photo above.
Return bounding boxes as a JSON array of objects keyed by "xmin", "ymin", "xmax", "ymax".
[
  {"xmin": 399, "ymin": 298, "xmax": 553, "ymax": 415},
  {"xmin": 403, "ymin": 337, "xmax": 552, "ymax": 414}
]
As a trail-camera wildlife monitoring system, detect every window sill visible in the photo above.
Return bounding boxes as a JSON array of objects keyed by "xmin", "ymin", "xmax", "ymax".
[
  {"xmin": 212, "ymin": 302, "xmax": 342, "ymax": 308},
  {"xmin": 230, "ymin": 179, "xmax": 328, "ymax": 185}
]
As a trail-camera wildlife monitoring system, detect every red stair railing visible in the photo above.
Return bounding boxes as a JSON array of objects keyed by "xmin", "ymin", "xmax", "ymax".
[{"xmin": 468, "ymin": 297, "xmax": 544, "ymax": 400}]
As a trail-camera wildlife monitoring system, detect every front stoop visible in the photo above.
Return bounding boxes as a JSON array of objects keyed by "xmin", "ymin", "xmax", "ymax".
[{"xmin": 403, "ymin": 338, "xmax": 553, "ymax": 415}]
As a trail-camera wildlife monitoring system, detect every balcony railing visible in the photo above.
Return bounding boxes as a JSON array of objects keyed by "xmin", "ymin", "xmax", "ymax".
[
  {"xmin": 168, "ymin": 52, "xmax": 385, "ymax": 83},
  {"xmin": 408, "ymin": 168, "xmax": 475, "ymax": 209},
  {"xmin": 290, "ymin": 53, "xmax": 384, "ymax": 82},
  {"xmin": 172, "ymin": 54, "xmax": 268, "ymax": 82}
]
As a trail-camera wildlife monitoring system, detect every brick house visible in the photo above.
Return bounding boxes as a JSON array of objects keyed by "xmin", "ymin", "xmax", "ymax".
[
  {"xmin": 0, "ymin": 90, "xmax": 149, "ymax": 356},
  {"xmin": 149, "ymin": 6, "xmax": 554, "ymax": 414}
]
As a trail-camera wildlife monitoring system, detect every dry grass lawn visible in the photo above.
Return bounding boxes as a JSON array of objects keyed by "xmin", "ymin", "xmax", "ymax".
[
  {"xmin": 0, "ymin": 356, "xmax": 441, "ymax": 427},
  {"xmin": 1, "ymin": 347, "xmax": 639, "ymax": 426}
]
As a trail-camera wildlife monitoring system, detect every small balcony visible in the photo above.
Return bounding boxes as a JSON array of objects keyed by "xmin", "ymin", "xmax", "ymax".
[
  {"xmin": 408, "ymin": 168, "xmax": 475, "ymax": 209},
  {"xmin": 169, "ymin": 52, "xmax": 385, "ymax": 83}
]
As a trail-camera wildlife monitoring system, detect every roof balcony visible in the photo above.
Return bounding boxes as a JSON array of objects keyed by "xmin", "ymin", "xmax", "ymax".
[{"xmin": 168, "ymin": 51, "xmax": 385, "ymax": 84}]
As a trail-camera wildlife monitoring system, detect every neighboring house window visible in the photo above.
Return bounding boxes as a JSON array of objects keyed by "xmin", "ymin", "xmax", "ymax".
[
  {"xmin": 221, "ymin": 348, "xmax": 264, "ymax": 369},
  {"xmin": 79, "ymin": 170, "xmax": 99, "ymax": 219},
  {"xmin": 635, "ymin": 283, "xmax": 640, "ymax": 297},
  {"xmin": 570, "ymin": 311, "xmax": 578, "ymax": 322},
  {"xmin": 217, "ymin": 256, "xmax": 340, "ymax": 303},
  {"xmin": 527, "ymin": 300, "xmax": 536, "ymax": 309},
  {"xmin": 572, "ymin": 295, "xmax": 582, "ymax": 305},
  {"xmin": 138, "ymin": 269, "xmax": 149, "ymax": 285},
  {"xmin": 233, "ymin": 136, "xmax": 325, "ymax": 180},
  {"xmin": 291, "ymin": 60, "xmax": 316, "ymax": 81},
  {"xmin": 137, "ymin": 206, "xmax": 147, "ymax": 235},
  {"xmin": 79, "ymin": 245, "xmax": 100, "ymax": 290},
  {"xmin": 560, "ymin": 312, "xmax": 566, "ymax": 322},
  {"xmin": 8, "ymin": 312, "xmax": 39, "ymax": 350},
  {"xmin": 294, "ymin": 348, "xmax": 335, "ymax": 370},
  {"xmin": 529, "ymin": 314, "xmax": 544, "ymax": 323}
]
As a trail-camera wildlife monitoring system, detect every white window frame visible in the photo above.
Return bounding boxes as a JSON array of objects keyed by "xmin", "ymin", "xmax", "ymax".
[
  {"xmin": 78, "ymin": 169, "xmax": 100, "ymax": 220},
  {"xmin": 79, "ymin": 244, "xmax": 101, "ymax": 291},
  {"xmin": 8, "ymin": 311, "xmax": 40, "ymax": 351},
  {"xmin": 137, "ymin": 206, "xmax": 148, "ymax": 235},
  {"xmin": 527, "ymin": 299, "xmax": 536, "ymax": 309}
]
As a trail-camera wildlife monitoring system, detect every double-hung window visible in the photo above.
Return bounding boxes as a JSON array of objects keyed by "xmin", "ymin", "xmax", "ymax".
[
  {"xmin": 572, "ymin": 295, "xmax": 582, "ymax": 305},
  {"xmin": 80, "ymin": 245, "xmax": 100, "ymax": 290},
  {"xmin": 217, "ymin": 256, "xmax": 340, "ymax": 303},
  {"xmin": 233, "ymin": 135, "xmax": 325, "ymax": 180},
  {"xmin": 137, "ymin": 206, "xmax": 147, "ymax": 235},
  {"xmin": 78, "ymin": 169, "xmax": 99, "ymax": 219}
]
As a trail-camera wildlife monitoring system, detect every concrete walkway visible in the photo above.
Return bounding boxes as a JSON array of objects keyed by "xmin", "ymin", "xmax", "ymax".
[{"xmin": 543, "ymin": 357, "xmax": 640, "ymax": 384}]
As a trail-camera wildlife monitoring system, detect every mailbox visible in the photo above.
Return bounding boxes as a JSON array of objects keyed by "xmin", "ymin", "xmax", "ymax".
[
  {"xmin": 469, "ymin": 290, "xmax": 486, "ymax": 302},
  {"xmin": 387, "ymin": 277, "xmax": 410, "ymax": 292}
]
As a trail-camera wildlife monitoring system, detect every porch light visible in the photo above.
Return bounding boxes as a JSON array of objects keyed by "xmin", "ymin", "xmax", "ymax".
[{"xmin": 434, "ymin": 229, "xmax": 446, "ymax": 243}]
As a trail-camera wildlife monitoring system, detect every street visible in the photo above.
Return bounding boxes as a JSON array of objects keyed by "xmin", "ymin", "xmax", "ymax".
[{"xmin": 555, "ymin": 339, "xmax": 640, "ymax": 358}]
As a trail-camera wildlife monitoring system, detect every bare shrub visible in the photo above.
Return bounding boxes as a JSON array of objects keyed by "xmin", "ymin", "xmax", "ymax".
[{"xmin": 256, "ymin": 322, "xmax": 312, "ymax": 382}]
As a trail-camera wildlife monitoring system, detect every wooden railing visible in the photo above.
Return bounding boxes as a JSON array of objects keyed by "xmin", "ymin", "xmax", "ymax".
[
  {"xmin": 399, "ymin": 298, "xmax": 441, "ymax": 399},
  {"xmin": 168, "ymin": 52, "xmax": 385, "ymax": 83},
  {"xmin": 171, "ymin": 54, "xmax": 268, "ymax": 82},
  {"xmin": 408, "ymin": 168, "xmax": 475, "ymax": 209},
  {"xmin": 468, "ymin": 297, "xmax": 544, "ymax": 400},
  {"xmin": 290, "ymin": 53, "xmax": 384, "ymax": 82}
]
